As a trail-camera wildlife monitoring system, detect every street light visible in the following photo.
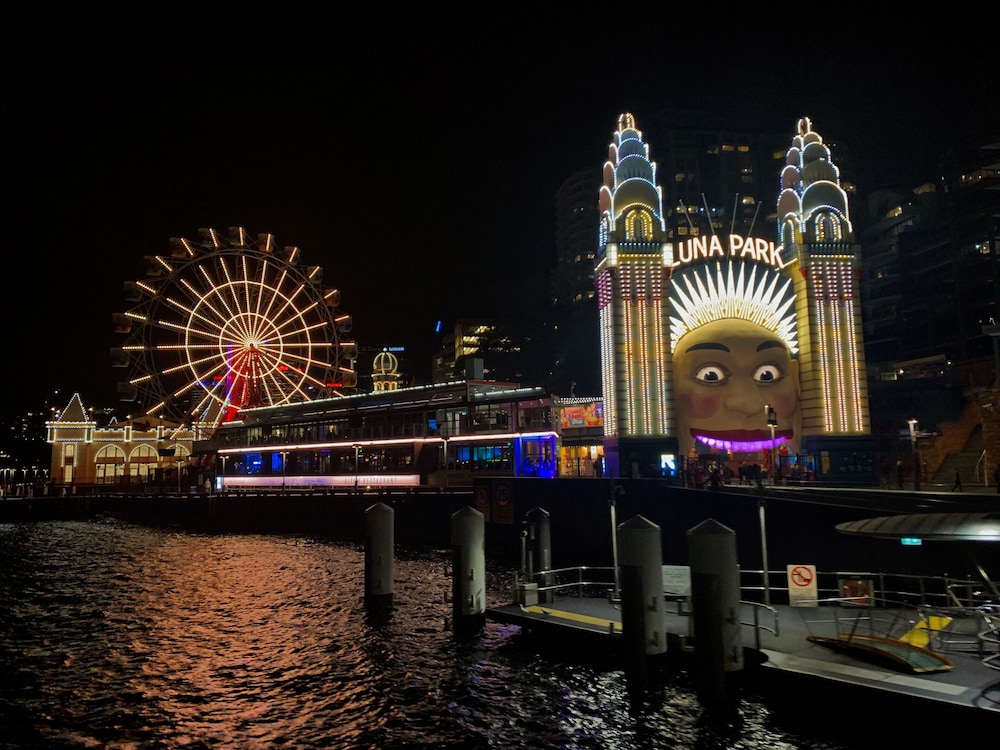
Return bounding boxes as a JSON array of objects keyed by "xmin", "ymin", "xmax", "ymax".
[
  {"xmin": 442, "ymin": 436, "xmax": 449, "ymax": 491},
  {"xmin": 907, "ymin": 419, "xmax": 920, "ymax": 491},
  {"xmin": 219, "ymin": 455, "xmax": 228, "ymax": 494},
  {"xmin": 766, "ymin": 405, "xmax": 777, "ymax": 445},
  {"xmin": 353, "ymin": 444, "xmax": 361, "ymax": 493},
  {"xmin": 765, "ymin": 405, "xmax": 777, "ymax": 484}
]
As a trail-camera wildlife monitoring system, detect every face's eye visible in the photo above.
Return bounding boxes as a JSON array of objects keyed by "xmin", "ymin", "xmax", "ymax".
[
  {"xmin": 694, "ymin": 364, "xmax": 728, "ymax": 384},
  {"xmin": 753, "ymin": 363, "xmax": 784, "ymax": 383}
]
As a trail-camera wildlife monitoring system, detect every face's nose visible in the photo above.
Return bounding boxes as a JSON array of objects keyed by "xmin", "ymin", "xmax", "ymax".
[{"xmin": 723, "ymin": 378, "xmax": 765, "ymax": 417}]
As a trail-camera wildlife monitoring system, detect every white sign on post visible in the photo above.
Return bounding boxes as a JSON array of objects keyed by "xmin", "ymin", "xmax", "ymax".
[
  {"xmin": 661, "ymin": 565, "xmax": 691, "ymax": 598},
  {"xmin": 786, "ymin": 564, "xmax": 818, "ymax": 607}
]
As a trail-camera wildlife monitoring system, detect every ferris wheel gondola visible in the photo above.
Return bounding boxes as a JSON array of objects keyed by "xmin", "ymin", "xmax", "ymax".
[{"xmin": 112, "ymin": 227, "xmax": 357, "ymax": 431}]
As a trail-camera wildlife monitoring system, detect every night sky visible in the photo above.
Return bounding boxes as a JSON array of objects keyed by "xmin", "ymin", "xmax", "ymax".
[{"xmin": 7, "ymin": 13, "xmax": 998, "ymax": 415}]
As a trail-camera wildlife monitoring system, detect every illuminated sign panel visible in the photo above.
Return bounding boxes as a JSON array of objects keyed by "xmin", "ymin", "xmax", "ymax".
[
  {"xmin": 676, "ymin": 235, "xmax": 785, "ymax": 269},
  {"xmin": 559, "ymin": 402, "xmax": 604, "ymax": 429}
]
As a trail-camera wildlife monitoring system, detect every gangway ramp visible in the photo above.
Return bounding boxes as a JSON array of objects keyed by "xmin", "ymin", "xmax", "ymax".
[{"xmin": 807, "ymin": 633, "xmax": 954, "ymax": 673}]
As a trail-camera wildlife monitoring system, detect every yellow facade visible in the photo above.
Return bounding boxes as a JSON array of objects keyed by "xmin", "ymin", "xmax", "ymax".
[{"xmin": 46, "ymin": 393, "xmax": 199, "ymax": 490}]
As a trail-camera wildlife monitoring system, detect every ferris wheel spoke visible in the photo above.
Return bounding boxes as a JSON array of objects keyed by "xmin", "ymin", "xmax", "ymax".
[
  {"xmin": 242, "ymin": 256, "xmax": 270, "ymax": 316},
  {"xmin": 209, "ymin": 259, "xmax": 261, "ymax": 331},
  {"xmin": 179, "ymin": 276, "xmax": 239, "ymax": 329},
  {"xmin": 258, "ymin": 347, "xmax": 327, "ymax": 389},
  {"xmin": 268, "ymin": 315, "xmax": 328, "ymax": 340},
  {"xmin": 262, "ymin": 346, "xmax": 332, "ymax": 372},
  {"xmin": 192, "ymin": 390, "xmax": 225, "ymax": 425},
  {"xmin": 255, "ymin": 349, "xmax": 308, "ymax": 386},
  {"xmin": 196, "ymin": 262, "xmax": 241, "ymax": 320},
  {"xmin": 256, "ymin": 344, "xmax": 321, "ymax": 371},
  {"xmin": 267, "ymin": 281, "xmax": 318, "ymax": 324},
  {"xmin": 157, "ymin": 294, "xmax": 235, "ymax": 338},
  {"xmin": 255, "ymin": 263, "xmax": 288, "ymax": 320},
  {"xmin": 257, "ymin": 374, "xmax": 286, "ymax": 406},
  {"xmin": 257, "ymin": 350, "xmax": 310, "ymax": 390}
]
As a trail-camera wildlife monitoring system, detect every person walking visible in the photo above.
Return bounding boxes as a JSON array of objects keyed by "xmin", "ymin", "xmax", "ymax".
[
  {"xmin": 694, "ymin": 463, "xmax": 706, "ymax": 489},
  {"xmin": 952, "ymin": 467, "xmax": 963, "ymax": 492},
  {"xmin": 896, "ymin": 459, "xmax": 904, "ymax": 489}
]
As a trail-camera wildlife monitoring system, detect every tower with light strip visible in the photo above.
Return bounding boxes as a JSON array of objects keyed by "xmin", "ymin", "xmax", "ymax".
[
  {"xmin": 778, "ymin": 117, "xmax": 871, "ymax": 443},
  {"xmin": 594, "ymin": 113, "xmax": 675, "ymax": 476}
]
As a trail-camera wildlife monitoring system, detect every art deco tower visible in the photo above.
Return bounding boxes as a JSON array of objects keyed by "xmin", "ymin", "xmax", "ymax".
[
  {"xmin": 778, "ymin": 118, "xmax": 871, "ymax": 441},
  {"xmin": 594, "ymin": 113, "xmax": 675, "ymax": 476}
]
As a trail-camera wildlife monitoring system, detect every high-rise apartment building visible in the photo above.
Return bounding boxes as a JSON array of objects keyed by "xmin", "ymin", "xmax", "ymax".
[{"xmin": 859, "ymin": 135, "xmax": 1000, "ymax": 455}]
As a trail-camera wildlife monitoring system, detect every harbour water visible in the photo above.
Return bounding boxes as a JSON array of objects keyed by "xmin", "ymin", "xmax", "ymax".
[{"xmin": 0, "ymin": 518, "xmax": 884, "ymax": 748}]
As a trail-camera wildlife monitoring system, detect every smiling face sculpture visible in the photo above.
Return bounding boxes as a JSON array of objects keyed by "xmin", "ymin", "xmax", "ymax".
[
  {"xmin": 673, "ymin": 317, "xmax": 801, "ymax": 455},
  {"xmin": 669, "ymin": 261, "xmax": 800, "ymax": 457}
]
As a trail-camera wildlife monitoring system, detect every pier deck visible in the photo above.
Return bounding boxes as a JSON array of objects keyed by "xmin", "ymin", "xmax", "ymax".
[{"xmin": 487, "ymin": 594, "xmax": 1000, "ymax": 718}]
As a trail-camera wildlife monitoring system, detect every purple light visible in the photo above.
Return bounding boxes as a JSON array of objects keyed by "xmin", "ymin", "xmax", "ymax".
[{"xmin": 698, "ymin": 435, "xmax": 786, "ymax": 452}]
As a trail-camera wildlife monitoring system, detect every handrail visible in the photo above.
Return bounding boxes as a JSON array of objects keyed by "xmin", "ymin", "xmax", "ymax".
[
  {"xmin": 741, "ymin": 600, "xmax": 780, "ymax": 650},
  {"xmin": 976, "ymin": 449, "xmax": 988, "ymax": 484}
]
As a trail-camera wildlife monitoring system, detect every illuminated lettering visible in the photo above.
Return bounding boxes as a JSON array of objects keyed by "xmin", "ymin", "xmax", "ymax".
[
  {"xmin": 677, "ymin": 235, "xmax": 784, "ymax": 270},
  {"xmin": 708, "ymin": 235, "xmax": 725, "ymax": 258},
  {"xmin": 767, "ymin": 241, "xmax": 782, "ymax": 266},
  {"xmin": 729, "ymin": 234, "xmax": 745, "ymax": 256}
]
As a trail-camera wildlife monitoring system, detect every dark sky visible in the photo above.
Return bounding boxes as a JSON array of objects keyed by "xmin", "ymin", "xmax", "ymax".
[{"xmin": 6, "ymin": 14, "xmax": 998, "ymax": 414}]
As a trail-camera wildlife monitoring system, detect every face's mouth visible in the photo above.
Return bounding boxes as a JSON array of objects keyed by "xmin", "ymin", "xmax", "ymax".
[{"xmin": 691, "ymin": 429, "xmax": 791, "ymax": 452}]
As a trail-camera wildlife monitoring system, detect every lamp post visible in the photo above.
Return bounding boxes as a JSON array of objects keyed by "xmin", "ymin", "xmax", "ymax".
[
  {"xmin": 280, "ymin": 450, "xmax": 289, "ymax": 492},
  {"xmin": 219, "ymin": 455, "xmax": 228, "ymax": 494},
  {"xmin": 907, "ymin": 419, "xmax": 920, "ymax": 491},
  {"xmin": 353, "ymin": 444, "xmax": 361, "ymax": 493},
  {"xmin": 443, "ymin": 436, "xmax": 449, "ymax": 492},
  {"xmin": 765, "ymin": 404, "xmax": 777, "ymax": 484}
]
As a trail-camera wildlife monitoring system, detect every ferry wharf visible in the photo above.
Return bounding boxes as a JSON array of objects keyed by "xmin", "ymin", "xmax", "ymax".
[{"xmin": 486, "ymin": 572, "xmax": 1000, "ymax": 722}]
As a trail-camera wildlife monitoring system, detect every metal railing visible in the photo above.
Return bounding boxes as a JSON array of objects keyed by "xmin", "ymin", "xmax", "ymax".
[
  {"xmin": 517, "ymin": 565, "xmax": 1000, "ymax": 665},
  {"xmin": 518, "ymin": 565, "xmax": 617, "ymax": 600}
]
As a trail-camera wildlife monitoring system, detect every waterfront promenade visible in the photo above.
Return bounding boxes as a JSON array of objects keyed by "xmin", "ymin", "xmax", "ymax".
[{"xmin": 487, "ymin": 589, "xmax": 1000, "ymax": 720}]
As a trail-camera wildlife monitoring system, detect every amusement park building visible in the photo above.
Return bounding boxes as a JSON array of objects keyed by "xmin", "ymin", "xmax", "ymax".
[
  {"xmin": 45, "ymin": 393, "xmax": 204, "ymax": 491},
  {"xmin": 595, "ymin": 113, "xmax": 873, "ymax": 481}
]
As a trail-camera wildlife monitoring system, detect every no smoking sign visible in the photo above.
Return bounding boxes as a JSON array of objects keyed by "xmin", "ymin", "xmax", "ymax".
[{"xmin": 786, "ymin": 564, "xmax": 817, "ymax": 607}]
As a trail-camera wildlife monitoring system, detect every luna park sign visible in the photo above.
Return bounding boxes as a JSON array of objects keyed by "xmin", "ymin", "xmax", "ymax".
[{"xmin": 676, "ymin": 234, "xmax": 784, "ymax": 269}]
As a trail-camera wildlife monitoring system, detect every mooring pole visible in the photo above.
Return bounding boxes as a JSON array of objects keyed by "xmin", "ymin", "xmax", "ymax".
[
  {"xmin": 758, "ymin": 500, "xmax": 771, "ymax": 607},
  {"xmin": 364, "ymin": 502, "xmax": 394, "ymax": 608},
  {"xmin": 688, "ymin": 518, "xmax": 744, "ymax": 708},
  {"xmin": 450, "ymin": 506, "xmax": 486, "ymax": 636}
]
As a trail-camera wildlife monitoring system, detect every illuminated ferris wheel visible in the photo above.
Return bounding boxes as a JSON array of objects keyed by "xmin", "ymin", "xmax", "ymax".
[{"xmin": 113, "ymin": 226, "xmax": 358, "ymax": 430}]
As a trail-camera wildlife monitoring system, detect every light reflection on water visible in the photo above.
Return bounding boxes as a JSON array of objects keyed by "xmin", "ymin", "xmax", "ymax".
[{"xmin": 0, "ymin": 520, "xmax": 844, "ymax": 749}]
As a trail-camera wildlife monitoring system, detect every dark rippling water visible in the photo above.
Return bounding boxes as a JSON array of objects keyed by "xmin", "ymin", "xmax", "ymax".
[{"xmin": 0, "ymin": 519, "xmax": 854, "ymax": 749}]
